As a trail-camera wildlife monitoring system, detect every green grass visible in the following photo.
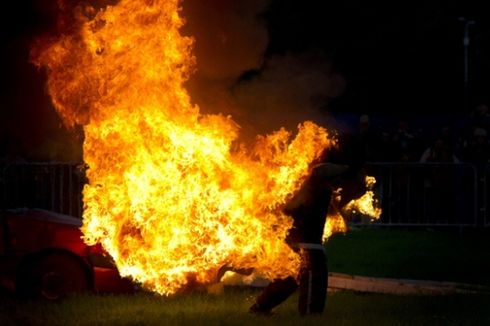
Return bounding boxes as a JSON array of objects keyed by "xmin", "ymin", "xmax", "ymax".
[
  {"xmin": 1, "ymin": 228, "xmax": 490, "ymax": 325},
  {"xmin": 1, "ymin": 289, "xmax": 489, "ymax": 326},
  {"xmin": 326, "ymin": 227, "xmax": 490, "ymax": 285}
]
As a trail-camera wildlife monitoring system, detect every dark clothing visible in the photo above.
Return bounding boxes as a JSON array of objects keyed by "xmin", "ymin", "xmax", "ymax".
[
  {"xmin": 254, "ymin": 247, "xmax": 328, "ymax": 316},
  {"xmin": 251, "ymin": 165, "xmax": 334, "ymax": 316},
  {"xmin": 297, "ymin": 248, "xmax": 328, "ymax": 315},
  {"xmin": 253, "ymin": 276, "xmax": 297, "ymax": 313},
  {"xmin": 284, "ymin": 178, "xmax": 332, "ymax": 245}
]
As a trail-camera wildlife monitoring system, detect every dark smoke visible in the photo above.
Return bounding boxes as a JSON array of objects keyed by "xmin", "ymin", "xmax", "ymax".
[
  {"xmin": 181, "ymin": 0, "xmax": 346, "ymax": 141},
  {"xmin": 1, "ymin": 0, "xmax": 85, "ymax": 162}
]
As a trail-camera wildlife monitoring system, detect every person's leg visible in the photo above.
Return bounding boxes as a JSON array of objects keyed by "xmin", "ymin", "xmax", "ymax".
[
  {"xmin": 249, "ymin": 276, "xmax": 298, "ymax": 315},
  {"xmin": 298, "ymin": 250, "xmax": 328, "ymax": 316}
]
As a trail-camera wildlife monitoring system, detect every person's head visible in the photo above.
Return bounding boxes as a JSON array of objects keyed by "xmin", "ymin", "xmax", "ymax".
[
  {"xmin": 359, "ymin": 114, "xmax": 370, "ymax": 133},
  {"xmin": 305, "ymin": 163, "xmax": 367, "ymax": 208},
  {"xmin": 433, "ymin": 138, "xmax": 447, "ymax": 152},
  {"xmin": 324, "ymin": 133, "xmax": 366, "ymax": 171},
  {"xmin": 473, "ymin": 128, "xmax": 488, "ymax": 145}
]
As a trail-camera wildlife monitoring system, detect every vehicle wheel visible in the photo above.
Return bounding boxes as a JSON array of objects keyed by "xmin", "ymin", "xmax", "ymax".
[{"xmin": 17, "ymin": 252, "xmax": 90, "ymax": 300}]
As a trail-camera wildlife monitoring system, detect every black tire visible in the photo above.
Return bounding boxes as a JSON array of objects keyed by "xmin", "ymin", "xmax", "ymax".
[{"xmin": 16, "ymin": 252, "xmax": 90, "ymax": 300}]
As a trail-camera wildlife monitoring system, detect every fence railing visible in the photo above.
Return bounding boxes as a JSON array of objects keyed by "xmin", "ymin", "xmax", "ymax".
[
  {"xmin": 365, "ymin": 162, "xmax": 483, "ymax": 227},
  {"xmin": 1, "ymin": 163, "xmax": 86, "ymax": 218},
  {"xmin": 485, "ymin": 164, "xmax": 490, "ymax": 227},
  {"xmin": 1, "ymin": 162, "xmax": 489, "ymax": 227}
]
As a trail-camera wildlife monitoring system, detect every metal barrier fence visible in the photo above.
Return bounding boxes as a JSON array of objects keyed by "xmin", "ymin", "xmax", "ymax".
[
  {"xmin": 1, "ymin": 162, "xmax": 489, "ymax": 226},
  {"xmin": 486, "ymin": 164, "xmax": 490, "ymax": 227},
  {"xmin": 365, "ymin": 162, "xmax": 482, "ymax": 227},
  {"xmin": 0, "ymin": 163, "xmax": 86, "ymax": 218}
]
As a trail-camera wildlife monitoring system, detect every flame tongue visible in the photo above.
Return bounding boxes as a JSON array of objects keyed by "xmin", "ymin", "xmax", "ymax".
[{"xmin": 32, "ymin": 0, "xmax": 335, "ymax": 295}]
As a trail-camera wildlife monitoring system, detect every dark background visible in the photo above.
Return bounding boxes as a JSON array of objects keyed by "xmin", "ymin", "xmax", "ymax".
[
  {"xmin": 264, "ymin": 0, "xmax": 490, "ymax": 114},
  {"xmin": 1, "ymin": 0, "xmax": 489, "ymax": 160}
]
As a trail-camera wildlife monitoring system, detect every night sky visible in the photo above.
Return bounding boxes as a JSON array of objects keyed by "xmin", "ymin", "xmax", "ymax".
[
  {"xmin": 264, "ymin": 0, "xmax": 490, "ymax": 114},
  {"xmin": 1, "ymin": 0, "xmax": 489, "ymax": 160}
]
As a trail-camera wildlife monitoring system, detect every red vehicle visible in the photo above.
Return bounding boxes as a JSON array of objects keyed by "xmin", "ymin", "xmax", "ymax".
[{"xmin": 0, "ymin": 208, "xmax": 134, "ymax": 299}]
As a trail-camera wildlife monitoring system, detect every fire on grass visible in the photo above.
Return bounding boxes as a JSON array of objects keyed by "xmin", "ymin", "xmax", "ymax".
[{"xmin": 31, "ymin": 0, "xmax": 380, "ymax": 295}]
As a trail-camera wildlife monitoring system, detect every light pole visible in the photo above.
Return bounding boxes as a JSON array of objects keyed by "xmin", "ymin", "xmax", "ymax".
[{"xmin": 459, "ymin": 17, "xmax": 475, "ymax": 110}]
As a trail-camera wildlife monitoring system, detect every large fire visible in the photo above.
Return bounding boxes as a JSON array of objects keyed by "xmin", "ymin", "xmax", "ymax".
[{"xmin": 31, "ymin": 0, "xmax": 379, "ymax": 295}]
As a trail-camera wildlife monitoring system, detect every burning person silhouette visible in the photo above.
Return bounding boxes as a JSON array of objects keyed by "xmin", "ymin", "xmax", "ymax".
[{"xmin": 249, "ymin": 137, "xmax": 367, "ymax": 316}]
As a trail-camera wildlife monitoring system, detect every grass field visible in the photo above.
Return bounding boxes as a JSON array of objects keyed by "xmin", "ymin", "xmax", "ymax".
[
  {"xmin": 1, "ymin": 288, "xmax": 489, "ymax": 325},
  {"xmin": 1, "ymin": 227, "xmax": 490, "ymax": 325},
  {"xmin": 326, "ymin": 227, "xmax": 490, "ymax": 285}
]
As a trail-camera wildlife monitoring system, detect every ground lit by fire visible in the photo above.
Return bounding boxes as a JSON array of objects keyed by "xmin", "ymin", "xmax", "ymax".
[{"xmin": 31, "ymin": 0, "xmax": 380, "ymax": 295}]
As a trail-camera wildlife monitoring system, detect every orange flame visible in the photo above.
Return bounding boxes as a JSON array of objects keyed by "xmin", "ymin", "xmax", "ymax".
[
  {"xmin": 323, "ymin": 211, "xmax": 348, "ymax": 242},
  {"xmin": 322, "ymin": 175, "xmax": 382, "ymax": 241},
  {"xmin": 344, "ymin": 176, "xmax": 382, "ymax": 219},
  {"xmin": 31, "ymin": 0, "xmax": 337, "ymax": 295},
  {"xmin": 217, "ymin": 173, "xmax": 382, "ymax": 286}
]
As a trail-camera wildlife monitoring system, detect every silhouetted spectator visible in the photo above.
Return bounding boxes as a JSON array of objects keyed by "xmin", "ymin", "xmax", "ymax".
[
  {"xmin": 469, "ymin": 103, "xmax": 490, "ymax": 134},
  {"xmin": 419, "ymin": 137, "xmax": 460, "ymax": 163},
  {"xmin": 392, "ymin": 119, "xmax": 421, "ymax": 162},
  {"xmin": 356, "ymin": 114, "xmax": 383, "ymax": 162},
  {"xmin": 462, "ymin": 128, "xmax": 490, "ymax": 174},
  {"xmin": 419, "ymin": 135, "xmax": 461, "ymax": 223},
  {"xmin": 377, "ymin": 131, "xmax": 396, "ymax": 161}
]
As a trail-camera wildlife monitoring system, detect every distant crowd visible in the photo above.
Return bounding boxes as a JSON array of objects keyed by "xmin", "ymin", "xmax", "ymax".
[
  {"xmin": 340, "ymin": 103, "xmax": 490, "ymax": 225},
  {"xmin": 349, "ymin": 103, "xmax": 490, "ymax": 174}
]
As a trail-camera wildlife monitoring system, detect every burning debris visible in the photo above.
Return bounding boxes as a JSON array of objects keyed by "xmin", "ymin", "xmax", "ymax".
[{"xmin": 30, "ymin": 0, "xmax": 380, "ymax": 295}]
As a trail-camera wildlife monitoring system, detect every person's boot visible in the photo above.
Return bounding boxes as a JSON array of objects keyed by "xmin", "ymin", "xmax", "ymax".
[{"xmin": 248, "ymin": 303, "xmax": 273, "ymax": 316}]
